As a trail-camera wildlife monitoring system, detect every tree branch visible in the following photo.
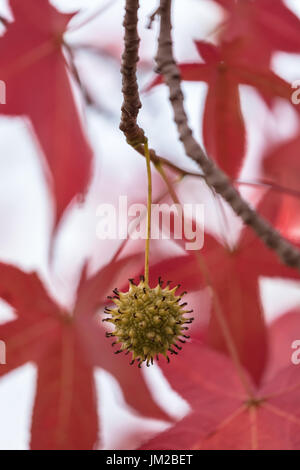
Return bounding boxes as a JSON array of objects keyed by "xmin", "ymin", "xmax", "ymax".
[
  {"xmin": 155, "ymin": 0, "xmax": 300, "ymax": 271},
  {"xmin": 119, "ymin": 0, "xmax": 145, "ymax": 145},
  {"xmin": 119, "ymin": 0, "xmax": 300, "ymax": 272}
]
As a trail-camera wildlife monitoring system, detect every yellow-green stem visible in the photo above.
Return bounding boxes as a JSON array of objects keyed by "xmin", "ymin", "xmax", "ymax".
[{"xmin": 144, "ymin": 139, "xmax": 152, "ymax": 286}]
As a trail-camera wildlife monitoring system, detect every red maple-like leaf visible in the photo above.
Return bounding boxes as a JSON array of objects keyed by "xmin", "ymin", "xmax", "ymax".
[
  {"xmin": 140, "ymin": 341, "xmax": 300, "ymax": 450},
  {"xmin": 148, "ymin": 192, "xmax": 300, "ymax": 384},
  {"xmin": 0, "ymin": 0, "xmax": 93, "ymax": 229},
  {"xmin": 148, "ymin": 39, "xmax": 294, "ymax": 178},
  {"xmin": 214, "ymin": 0, "xmax": 300, "ymax": 66},
  {"xmin": 0, "ymin": 256, "xmax": 169, "ymax": 450}
]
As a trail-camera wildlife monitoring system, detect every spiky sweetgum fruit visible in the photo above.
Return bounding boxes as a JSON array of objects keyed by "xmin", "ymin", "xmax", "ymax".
[{"xmin": 103, "ymin": 277, "xmax": 194, "ymax": 367}]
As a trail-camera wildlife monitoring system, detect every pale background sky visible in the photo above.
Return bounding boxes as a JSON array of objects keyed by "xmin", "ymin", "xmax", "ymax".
[{"xmin": 0, "ymin": 0, "xmax": 299, "ymax": 449}]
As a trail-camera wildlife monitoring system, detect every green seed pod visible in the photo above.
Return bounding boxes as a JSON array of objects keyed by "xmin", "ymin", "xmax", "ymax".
[{"xmin": 103, "ymin": 277, "xmax": 193, "ymax": 367}]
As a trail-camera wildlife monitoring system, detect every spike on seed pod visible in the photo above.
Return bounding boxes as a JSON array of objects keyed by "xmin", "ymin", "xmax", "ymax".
[{"xmin": 103, "ymin": 278, "xmax": 194, "ymax": 367}]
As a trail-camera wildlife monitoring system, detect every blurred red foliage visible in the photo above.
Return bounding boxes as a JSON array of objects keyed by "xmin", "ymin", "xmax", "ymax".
[{"xmin": 0, "ymin": 0, "xmax": 300, "ymax": 450}]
